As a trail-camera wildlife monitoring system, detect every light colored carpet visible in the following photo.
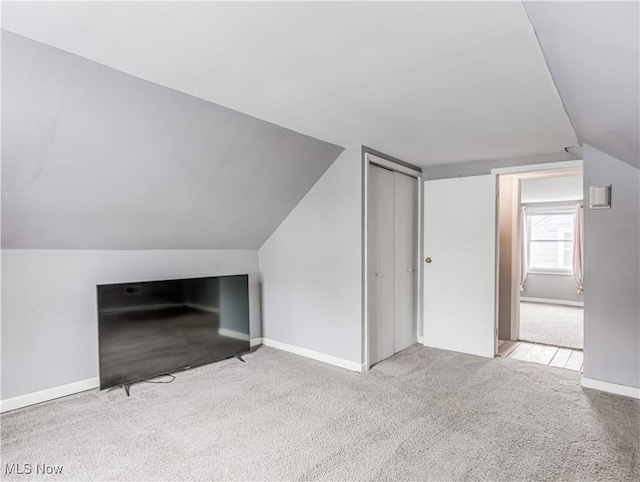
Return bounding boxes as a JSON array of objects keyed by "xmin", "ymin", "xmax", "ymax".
[
  {"xmin": 2, "ymin": 345, "xmax": 638, "ymax": 481},
  {"xmin": 520, "ymin": 302, "xmax": 584, "ymax": 349}
]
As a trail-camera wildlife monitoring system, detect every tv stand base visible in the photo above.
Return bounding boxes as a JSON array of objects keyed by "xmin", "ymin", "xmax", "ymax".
[
  {"xmin": 235, "ymin": 354, "xmax": 246, "ymax": 363},
  {"xmin": 123, "ymin": 384, "xmax": 131, "ymax": 397}
]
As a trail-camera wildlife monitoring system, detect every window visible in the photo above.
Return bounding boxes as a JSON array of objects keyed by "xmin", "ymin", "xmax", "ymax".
[{"xmin": 526, "ymin": 207, "xmax": 575, "ymax": 273}]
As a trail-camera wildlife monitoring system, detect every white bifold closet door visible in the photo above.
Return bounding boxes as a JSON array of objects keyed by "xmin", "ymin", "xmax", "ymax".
[{"xmin": 368, "ymin": 164, "xmax": 418, "ymax": 366}]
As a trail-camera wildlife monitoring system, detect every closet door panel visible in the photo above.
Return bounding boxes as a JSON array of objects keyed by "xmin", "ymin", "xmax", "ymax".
[
  {"xmin": 368, "ymin": 165, "xmax": 395, "ymax": 365},
  {"xmin": 393, "ymin": 172, "xmax": 418, "ymax": 352}
]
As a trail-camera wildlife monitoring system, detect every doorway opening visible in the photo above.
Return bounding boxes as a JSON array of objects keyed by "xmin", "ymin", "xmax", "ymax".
[{"xmin": 496, "ymin": 165, "xmax": 584, "ymax": 371}]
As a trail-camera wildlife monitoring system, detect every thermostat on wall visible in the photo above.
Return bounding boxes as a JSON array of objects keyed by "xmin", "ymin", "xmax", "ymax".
[{"xmin": 589, "ymin": 185, "xmax": 611, "ymax": 209}]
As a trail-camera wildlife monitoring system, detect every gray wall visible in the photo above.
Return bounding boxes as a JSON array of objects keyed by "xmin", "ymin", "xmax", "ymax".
[
  {"xmin": 524, "ymin": 1, "xmax": 640, "ymax": 169},
  {"xmin": 1, "ymin": 31, "xmax": 343, "ymax": 249},
  {"xmin": 431, "ymin": 147, "xmax": 639, "ymax": 390},
  {"xmin": 0, "ymin": 31, "xmax": 344, "ymax": 402},
  {"xmin": 582, "ymin": 144, "xmax": 639, "ymax": 389},
  {"xmin": 259, "ymin": 146, "xmax": 363, "ymax": 364},
  {"xmin": 522, "ymin": 274, "xmax": 583, "ymax": 304},
  {"xmin": 1, "ymin": 249, "xmax": 261, "ymax": 400}
]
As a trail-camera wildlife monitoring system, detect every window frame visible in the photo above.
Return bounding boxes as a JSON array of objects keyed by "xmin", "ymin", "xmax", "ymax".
[{"xmin": 524, "ymin": 203, "xmax": 576, "ymax": 276}]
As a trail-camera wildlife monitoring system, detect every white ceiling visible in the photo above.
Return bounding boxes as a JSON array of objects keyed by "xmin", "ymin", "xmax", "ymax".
[
  {"xmin": 2, "ymin": 1, "xmax": 578, "ymax": 167},
  {"xmin": 524, "ymin": 1, "xmax": 640, "ymax": 169}
]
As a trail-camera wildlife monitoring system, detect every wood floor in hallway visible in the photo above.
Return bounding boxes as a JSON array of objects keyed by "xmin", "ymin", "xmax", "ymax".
[{"xmin": 498, "ymin": 340, "xmax": 583, "ymax": 372}]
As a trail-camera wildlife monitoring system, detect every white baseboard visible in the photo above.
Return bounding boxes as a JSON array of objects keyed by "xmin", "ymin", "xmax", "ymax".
[
  {"xmin": 521, "ymin": 297, "xmax": 584, "ymax": 307},
  {"xmin": 262, "ymin": 338, "xmax": 363, "ymax": 372},
  {"xmin": 581, "ymin": 377, "xmax": 640, "ymax": 399},
  {"xmin": 417, "ymin": 335, "xmax": 424, "ymax": 344},
  {"xmin": 2, "ymin": 337, "xmax": 265, "ymax": 413},
  {"xmin": 0, "ymin": 377, "xmax": 100, "ymax": 414}
]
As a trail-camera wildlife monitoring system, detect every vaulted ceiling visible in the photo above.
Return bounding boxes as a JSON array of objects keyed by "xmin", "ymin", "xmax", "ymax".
[
  {"xmin": 2, "ymin": 1, "xmax": 637, "ymax": 250},
  {"xmin": 2, "ymin": 1, "xmax": 579, "ymax": 166},
  {"xmin": 1, "ymin": 31, "xmax": 342, "ymax": 249},
  {"xmin": 524, "ymin": 1, "xmax": 639, "ymax": 169}
]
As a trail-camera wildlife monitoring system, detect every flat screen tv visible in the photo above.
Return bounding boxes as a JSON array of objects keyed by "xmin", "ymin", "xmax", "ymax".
[{"xmin": 97, "ymin": 274, "xmax": 250, "ymax": 390}]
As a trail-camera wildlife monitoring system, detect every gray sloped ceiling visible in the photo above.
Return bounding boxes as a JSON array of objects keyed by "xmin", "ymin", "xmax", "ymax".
[
  {"xmin": 524, "ymin": 1, "xmax": 640, "ymax": 169},
  {"xmin": 1, "ymin": 31, "xmax": 344, "ymax": 249}
]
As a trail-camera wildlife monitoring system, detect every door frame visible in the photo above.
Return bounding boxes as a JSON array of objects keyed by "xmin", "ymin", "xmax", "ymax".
[
  {"xmin": 492, "ymin": 160, "xmax": 583, "ymax": 354},
  {"xmin": 362, "ymin": 149, "xmax": 423, "ymax": 371}
]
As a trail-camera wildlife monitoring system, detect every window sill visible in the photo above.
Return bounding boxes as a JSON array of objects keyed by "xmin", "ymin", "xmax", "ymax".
[{"xmin": 528, "ymin": 269, "xmax": 574, "ymax": 276}]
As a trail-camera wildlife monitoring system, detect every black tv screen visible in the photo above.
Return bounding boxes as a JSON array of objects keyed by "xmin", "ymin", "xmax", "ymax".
[{"xmin": 97, "ymin": 274, "xmax": 250, "ymax": 390}]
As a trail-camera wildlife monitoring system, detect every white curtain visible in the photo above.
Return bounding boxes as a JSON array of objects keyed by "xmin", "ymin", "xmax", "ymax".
[
  {"xmin": 572, "ymin": 204, "xmax": 584, "ymax": 295},
  {"xmin": 520, "ymin": 206, "xmax": 528, "ymax": 292}
]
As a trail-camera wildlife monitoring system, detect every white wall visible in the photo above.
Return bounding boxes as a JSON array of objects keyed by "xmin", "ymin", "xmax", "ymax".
[
  {"xmin": 521, "ymin": 175, "xmax": 583, "ymax": 203},
  {"xmin": 1, "ymin": 249, "xmax": 261, "ymax": 402},
  {"xmin": 259, "ymin": 146, "xmax": 363, "ymax": 367}
]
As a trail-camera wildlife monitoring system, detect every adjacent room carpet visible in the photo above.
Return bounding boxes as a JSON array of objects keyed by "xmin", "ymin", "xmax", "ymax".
[
  {"xmin": 2, "ymin": 345, "xmax": 638, "ymax": 481},
  {"xmin": 519, "ymin": 301, "xmax": 584, "ymax": 349}
]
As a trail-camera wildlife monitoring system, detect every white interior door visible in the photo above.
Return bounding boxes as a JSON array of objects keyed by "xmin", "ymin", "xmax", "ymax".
[
  {"xmin": 393, "ymin": 172, "xmax": 418, "ymax": 352},
  {"xmin": 423, "ymin": 175, "xmax": 496, "ymax": 358},
  {"xmin": 368, "ymin": 164, "xmax": 395, "ymax": 364}
]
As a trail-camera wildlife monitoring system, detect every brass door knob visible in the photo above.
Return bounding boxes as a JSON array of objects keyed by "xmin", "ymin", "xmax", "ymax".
[{"xmin": 425, "ymin": 257, "xmax": 432, "ymax": 263}]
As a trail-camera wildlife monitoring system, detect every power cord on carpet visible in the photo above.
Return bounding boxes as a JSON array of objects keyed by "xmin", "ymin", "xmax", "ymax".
[{"xmin": 141, "ymin": 374, "xmax": 176, "ymax": 384}]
